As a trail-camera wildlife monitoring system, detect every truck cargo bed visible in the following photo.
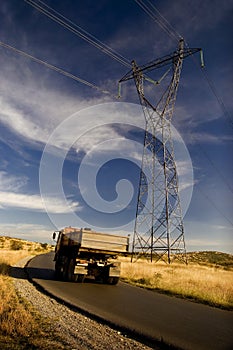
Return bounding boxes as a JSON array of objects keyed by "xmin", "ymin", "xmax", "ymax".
[{"xmin": 62, "ymin": 227, "xmax": 129, "ymax": 254}]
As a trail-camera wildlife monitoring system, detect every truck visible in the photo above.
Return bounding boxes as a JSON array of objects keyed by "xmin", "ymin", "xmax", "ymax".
[{"xmin": 53, "ymin": 227, "xmax": 129, "ymax": 285}]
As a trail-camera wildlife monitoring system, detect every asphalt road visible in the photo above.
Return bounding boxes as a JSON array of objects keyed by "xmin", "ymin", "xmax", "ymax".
[{"xmin": 26, "ymin": 252, "xmax": 233, "ymax": 350}]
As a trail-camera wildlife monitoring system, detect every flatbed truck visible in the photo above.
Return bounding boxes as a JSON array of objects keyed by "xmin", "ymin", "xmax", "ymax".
[{"xmin": 53, "ymin": 227, "xmax": 129, "ymax": 284}]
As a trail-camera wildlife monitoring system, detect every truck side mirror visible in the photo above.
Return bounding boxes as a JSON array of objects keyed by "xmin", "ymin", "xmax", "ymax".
[{"xmin": 52, "ymin": 232, "xmax": 56, "ymax": 240}]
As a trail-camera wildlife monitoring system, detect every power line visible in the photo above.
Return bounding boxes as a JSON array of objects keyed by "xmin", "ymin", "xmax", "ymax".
[
  {"xmin": 183, "ymin": 39, "xmax": 233, "ymax": 129},
  {"xmin": 146, "ymin": 0, "xmax": 182, "ymax": 40},
  {"xmin": 0, "ymin": 40, "xmax": 116, "ymax": 97},
  {"xmin": 134, "ymin": 0, "xmax": 180, "ymax": 42},
  {"xmin": 135, "ymin": 1, "xmax": 232, "ymax": 129},
  {"xmin": 134, "ymin": 1, "xmax": 233, "ymax": 225},
  {"xmin": 195, "ymin": 141, "xmax": 233, "ymax": 195},
  {"xmin": 197, "ymin": 186, "xmax": 233, "ymax": 227},
  {"xmin": 24, "ymin": 0, "xmax": 131, "ymax": 69},
  {"xmin": 200, "ymin": 66, "xmax": 233, "ymax": 128}
]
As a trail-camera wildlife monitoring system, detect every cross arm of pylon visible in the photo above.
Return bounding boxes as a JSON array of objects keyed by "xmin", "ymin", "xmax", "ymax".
[{"xmin": 119, "ymin": 39, "xmax": 202, "ymax": 83}]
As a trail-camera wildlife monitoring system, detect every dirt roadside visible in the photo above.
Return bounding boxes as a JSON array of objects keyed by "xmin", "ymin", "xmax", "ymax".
[{"xmin": 12, "ymin": 256, "xmax": 155, "ymax": 350}]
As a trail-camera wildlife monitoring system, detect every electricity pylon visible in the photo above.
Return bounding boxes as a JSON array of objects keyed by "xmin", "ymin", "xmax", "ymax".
[{"xmin": 119, "ymin": 39, "xmax": 203, "ymax": 263}]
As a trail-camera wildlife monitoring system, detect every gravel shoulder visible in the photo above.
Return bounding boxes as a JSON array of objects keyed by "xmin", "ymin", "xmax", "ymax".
[{"xmin": 13, "ymin": 256, "xmax": 154, "ymax": 350}]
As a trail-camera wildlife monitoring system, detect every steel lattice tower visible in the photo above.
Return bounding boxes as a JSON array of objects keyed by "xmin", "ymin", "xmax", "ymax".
[{"xmin": 119, "ymin": 39, "xmax": 202, "ymax": 263}]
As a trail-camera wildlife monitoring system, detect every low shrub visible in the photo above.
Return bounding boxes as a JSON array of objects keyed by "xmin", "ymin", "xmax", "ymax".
[{"xmin": 10, "ymin": 240, "xmax": 23, "ymax": 251}]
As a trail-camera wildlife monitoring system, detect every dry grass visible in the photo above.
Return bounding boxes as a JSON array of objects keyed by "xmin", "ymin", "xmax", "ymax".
[
  {"xmin": 0, "ymin": 274, "xmax": 43, "ymax": 344},
  {"xmin": 0, "ymin": 238, "xmax": 63, "ymax": 349},
  {"xmin": 0, "ymin": 250, "xmax": 33, "ymax": 267},
  {"xmin": 120, "ymin": 256, "xmax": 233, "ymax": 309},
  {"xmin": 1, "ymin": 234, "xmax": 232, "ymax": 349}
]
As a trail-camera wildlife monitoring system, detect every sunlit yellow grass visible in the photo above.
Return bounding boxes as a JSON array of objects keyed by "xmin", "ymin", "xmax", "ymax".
[
  {"xmin": 0, "ymin": 250, "xmax": 33, "ymax": 267},
  {"xmin": 0, "ymin": 274, "xmax": 39, "ymax": 338},
  {"xmin": 120, "ymin": 258, "xmax": 233, "ymax": 309},
  {"xmin": 0, "ymin": 246, "xmax": 57, "ymax": 349}
]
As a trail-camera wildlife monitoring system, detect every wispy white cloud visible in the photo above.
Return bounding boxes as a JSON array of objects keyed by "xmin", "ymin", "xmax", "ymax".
[
  {"xmin": 0, "ymin": 53, "xmax": 114, "ymax": 150},
  {"xmin": 0, "ymin": 191, "xmax": 79, "ymax": 213},
  {"xmin": 0, "ymin": 171, "xmax": 79, "ymax": 213},
  {"xmin": 75, "ymin": 125, "xmax": 124, "ymax": 154},
  {"xmin": 0, "ymin": 223, "xmax": 54, "ymax": 242},
  {"xmin": 0, "ymin": 97, "xmax": 49, "ymax": 144},
  {"xmin": 185, "ymin": 220, "xmax": 233, "ymax": 253},
  {"xmin": 0, "ymin": 83, "xmax": 80, "ymax": 145},
  {"xmin": 186, "ymin": 238, "xmax": 221, "ymax": 248},
  {"xmin": 75, "ymin": 133, "xmax": 143, "ymax": 166},
  {"xmin": 0, "ymin": 171, "xmax": 28, "ymax": 192},
  {"xmin": 186, "ymin": 132, "xmax": 232, "ymax": 145}
]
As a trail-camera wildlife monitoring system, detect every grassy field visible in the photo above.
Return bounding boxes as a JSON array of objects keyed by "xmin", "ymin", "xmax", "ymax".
[
  {"xmin": 0, "ymin": 236, "xmax": 232, "ymax": 348},
  {"xmin": 120, "ymin": 252, "xmax": 233, "ymax": 310},
  {"xmin": 0, "ymin": 236, "xmax": 62, "ymax": 350}
]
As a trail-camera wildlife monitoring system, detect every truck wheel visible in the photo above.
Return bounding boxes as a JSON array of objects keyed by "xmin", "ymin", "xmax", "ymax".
[
  {"xmin": 77, "ymin": 274, "xmax": 85, "ymax": 283},
  {"xmin": 95, "ymin": 276, "xmax": 103, "ymax": 283},
  {"xmin": 106, "ymin": 277, "xmax": 119, "ymax": 285},
  {"xmin": 62, "ymin": 257, "xmax": 69, "ymax": 281},
  {"xmin": 54, "ymin": 261, "xmax": 62, "ymax": 280},
  {"xmin": 104, "ymin": 277, "xmax": 119, "ymax": 285},
  {"xmin": 67, "ymin": 259, "xmax": 76, "ymax": 282}
]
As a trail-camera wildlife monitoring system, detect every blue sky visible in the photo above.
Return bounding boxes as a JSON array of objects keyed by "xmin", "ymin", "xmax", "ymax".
[{"xmin": 0, "ymin": 0, "xmax": 232, "ymax": 253}]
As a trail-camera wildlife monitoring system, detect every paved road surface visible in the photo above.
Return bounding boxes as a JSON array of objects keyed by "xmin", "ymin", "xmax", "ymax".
[{"xmin": 26, "ymin": 252, "xmax": 233, "ymax": 350}]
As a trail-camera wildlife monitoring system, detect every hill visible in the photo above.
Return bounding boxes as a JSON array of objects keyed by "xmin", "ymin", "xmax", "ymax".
[
  {"xmin": 0, "ymin": 235, "xmax": 54, "ymax": 252},
  {"xmin": 187, "ymin": 251, "xmax": 233, "ymax": 270}
]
